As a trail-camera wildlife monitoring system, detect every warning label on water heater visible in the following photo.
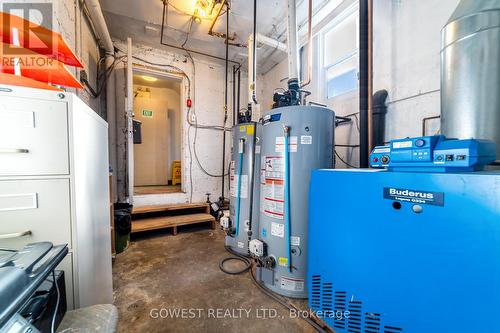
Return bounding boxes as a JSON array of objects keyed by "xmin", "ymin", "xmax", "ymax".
[
  {"xmin": 262, "ymin": 156, "xmax": 285, "ymax": 219},
  {"xmin": 280, "ymin": 277, "xmax": 305, "ymax": 292},
  {"xmin": 275, "ymin": 136, "xmax": 298, "ymax": 152},
  {"xmin": 230, "ymin": 161, "xmax": 249, "ymax": 199},
  {"xmin": 271, "ymin": 222, "xmax": 284, "ymax": 238},
  {"xmin": 231, "ymin": 175, "xmax": 248, "ymax": 198},
  {"xmin": 301, "ymin": 135, "xmax": 312, "ymax": 145}
]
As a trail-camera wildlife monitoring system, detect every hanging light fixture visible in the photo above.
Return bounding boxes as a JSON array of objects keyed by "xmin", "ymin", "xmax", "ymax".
[{"xmin": 193, "ymin": 0, "xmax": 212, "ymax": 24}]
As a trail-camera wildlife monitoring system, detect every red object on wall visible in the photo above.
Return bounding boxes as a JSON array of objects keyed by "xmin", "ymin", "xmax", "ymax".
[
  {"xmin": 0, "ymin": 72, "xmax": 63, "ymax": 91},
  {"xmin": 0, "ymin": 43, "xmax": 83, "ymax": 88},
  {"xmin": 187, "ymin": 98, "xmax": 192, "ymax": 108},
  {"xmin": 0, "ymin": 12, "xmax": 83, "ymax": 68}
]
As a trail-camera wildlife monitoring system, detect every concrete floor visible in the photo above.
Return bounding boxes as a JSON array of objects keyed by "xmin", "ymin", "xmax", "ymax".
[{"xmin": 112, "ymin": 225, "xmax": 317, "ymax": 333}]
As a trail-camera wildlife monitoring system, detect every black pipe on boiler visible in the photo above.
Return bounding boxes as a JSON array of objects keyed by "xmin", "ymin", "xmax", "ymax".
[
  {"xmin": 372, "ymin": 89, "xmax": 388, "ymax": 147},
  {"xmin": 359, "ymin": 0, "xmax": 372, "ymax": 168}
]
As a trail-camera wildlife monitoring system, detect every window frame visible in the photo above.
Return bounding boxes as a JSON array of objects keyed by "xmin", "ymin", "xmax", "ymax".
[{"xmin": 320, "ymin": 3, "xmax": 360, "ymax": 100}]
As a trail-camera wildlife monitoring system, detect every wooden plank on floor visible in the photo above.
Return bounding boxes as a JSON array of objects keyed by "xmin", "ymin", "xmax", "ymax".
[
  {"xmin": 132, "ymin": 202, "xmax": 209, "ymax": 215},
  {"xmin": 131, "ymin": 213, "xmax": 216, "ymax": 234}
]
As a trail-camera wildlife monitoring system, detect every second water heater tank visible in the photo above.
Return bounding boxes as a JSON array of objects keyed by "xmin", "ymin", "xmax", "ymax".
[
  {"xmin": 256, "ymin": 105, "xmax": 334, "ymax": 298},
  {"xmin": 226, "ymin": 122, "xmax": 262, "ymax": 255}
]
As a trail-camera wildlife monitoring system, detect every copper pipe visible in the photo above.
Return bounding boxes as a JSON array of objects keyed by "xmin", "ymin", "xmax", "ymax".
[
  {"xmin": 208, "ymin": 0, "xmax": 225, "ymax": 34},
  {"xmin": 301, "ymin": 0, "xmax": 313, "ymax": 88},
  {"xmin": 208, "ymin": 0, "xmax": 235, "ymax": 41}
]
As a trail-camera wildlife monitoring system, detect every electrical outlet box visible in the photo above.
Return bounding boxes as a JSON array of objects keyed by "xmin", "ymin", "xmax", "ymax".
[
  {"xmin": 249, "ymin": 239, "xmax": 266, "ymax": 257},
  {"xmin": 219, "ymin": 210, "xmax": 231, "ymax": 230}
]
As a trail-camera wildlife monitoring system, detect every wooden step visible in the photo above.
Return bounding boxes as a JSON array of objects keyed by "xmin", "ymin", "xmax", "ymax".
[
  {"xmin": 132, "ymin": 202, "xmax": 209, "ymax": 215},
  {"xmin": 131, "ymin": 213, "xmax": 216, "ymax": 235}
]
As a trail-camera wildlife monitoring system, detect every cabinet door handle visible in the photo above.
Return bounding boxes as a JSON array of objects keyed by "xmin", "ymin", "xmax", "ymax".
[
  {"xmin": 0, "ymin": 230, "xmax": 32, "ymax": 239},
  {"xmin": 0, "ymin": 149, "xmax": 30, "ymax": 154}
]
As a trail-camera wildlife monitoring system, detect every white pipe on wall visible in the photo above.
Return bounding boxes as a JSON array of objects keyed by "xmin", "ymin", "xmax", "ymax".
[
  {"xmin": 126, "ymin": 37, "xmax": 134, "ymax": 203},
  {"xmin": 248, "ymin": 34, "xmax": 255, "ymax": 107},
  {"xmin": 300, "ymin": 0, "xmax": 313, "ymax": 88},
  {"xmin": 84, "ymin": 0, "xmax": 118, "ymax": 199},
  {"xmin": 256, "ymin": 33, "xmax": 287, "ymax": 52},
  {"xmin": 287, "ymin": 0, "xmax": 300, "ymax": 81},
  {"xmin": 247, "ymin": 33, "xmax": 287, "ymax": 108},
  {"xmin": 83, "ymin": 0, "xmax": 113, "ymax": 54}
]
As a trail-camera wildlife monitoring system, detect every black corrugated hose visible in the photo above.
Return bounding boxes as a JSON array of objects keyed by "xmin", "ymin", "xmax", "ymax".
[
  {"xmin": 219, "ymin": 246, "xmax": 330, "ymax": 333},
  {"xmin": 218, "ymin": 246, "xmax": 252, "ymax": 274}
]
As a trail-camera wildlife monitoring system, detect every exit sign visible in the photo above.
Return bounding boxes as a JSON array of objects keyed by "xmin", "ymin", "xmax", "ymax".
[{"xmin": 142, "ymin": 110, "xmax": 153, "ymax": 118}]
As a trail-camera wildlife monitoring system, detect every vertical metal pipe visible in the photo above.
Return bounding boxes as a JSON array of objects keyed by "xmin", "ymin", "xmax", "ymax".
[
  {"xmin": 237, "ymin": 67, "xmax": 241, "ymax": 120},
  {"xmin": 232, "ymin": 65, "xmax": 237, "ymax": 125},
  {"xmin": 248, "ymin": 34, "xmax": 255, "ymax": 107},
  {"xmin": 106, "ymin": 55, "xmax": 117, "ymax": 201},
  {"xmin": 247, "ymin": 123, "xmax": 256, "ymax": 235},
  {"xmin": 367, "ymin": 0, "xmax": 374, "ymax": 155},
  {"xmin": 359, "ymin": 0, "xmax": 372, "ymax": 168},
  {"xmin": 221, "ymin": 3, "xmax": 230, "ymax": 200},
  {"xmin": 126, "ymin": 37, "xmax": 134, "ymax": 203},
  {"xmin": 286, "ymin": 0, "xmax": 300, "ymax": 81},
  {"xmin": 300, "ymin": 0, "xmax": 313, "ymax": 88},
  {"xmin": 252, "ymin": 0, "xmax": 258, "ymax": 105}
]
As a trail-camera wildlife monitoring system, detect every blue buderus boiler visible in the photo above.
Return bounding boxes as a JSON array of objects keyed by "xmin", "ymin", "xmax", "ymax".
[{"xmin": 307, "ymin": 135, "xmax": 499, "ymax": 333}]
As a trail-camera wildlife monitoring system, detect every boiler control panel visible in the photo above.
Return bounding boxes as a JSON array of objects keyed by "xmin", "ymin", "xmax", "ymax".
[{"xmin": 370, "ymin": 135, "xmax": 496, "ymax": 172}]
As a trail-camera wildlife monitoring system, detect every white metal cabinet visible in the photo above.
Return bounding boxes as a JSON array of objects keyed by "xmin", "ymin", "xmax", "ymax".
[
  {"xmin": 0, "ymin": 179, "xmax": 71, "ymax": 248},
  {"xmin": 0, "ymin": 96, "xmax": 69, "ymax": 176},
  {"xmin": 0, "ymin": 85, "xmax": 113, "ymax": 309}
]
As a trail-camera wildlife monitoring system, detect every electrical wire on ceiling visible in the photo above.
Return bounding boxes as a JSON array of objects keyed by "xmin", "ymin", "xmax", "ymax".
[{"xmin": 181, "ymin": 16, "xmax": 195, "ymax": 48}]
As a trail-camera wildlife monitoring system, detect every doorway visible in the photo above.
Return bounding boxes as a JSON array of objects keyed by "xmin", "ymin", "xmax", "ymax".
[{"xmin": 132, "ymin": 70, "xmax": 182, "ymax": 195}]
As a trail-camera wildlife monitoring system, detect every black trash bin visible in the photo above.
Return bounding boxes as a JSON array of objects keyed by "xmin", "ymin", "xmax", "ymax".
[{"xmin": 114, "ymin": 203, "xmax": 133, "ymax": 254}]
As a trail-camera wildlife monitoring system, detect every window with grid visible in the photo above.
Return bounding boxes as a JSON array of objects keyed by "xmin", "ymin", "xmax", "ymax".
[{"xmin": 323, "ymin": 10, "xmax": 359, "ymax": 99}]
